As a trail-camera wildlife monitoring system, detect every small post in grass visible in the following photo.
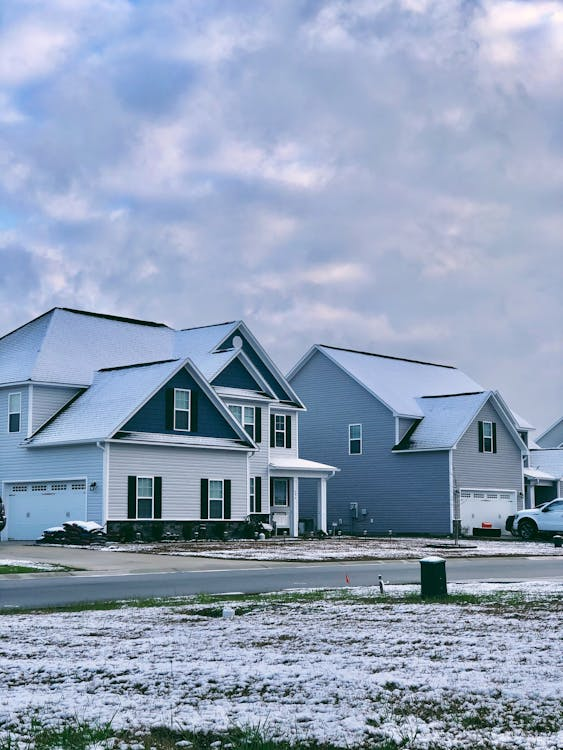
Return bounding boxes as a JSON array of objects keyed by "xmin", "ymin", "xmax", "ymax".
[{"xmin": 419, "ymin": 556, "xmax": 448, "ymax": 599}]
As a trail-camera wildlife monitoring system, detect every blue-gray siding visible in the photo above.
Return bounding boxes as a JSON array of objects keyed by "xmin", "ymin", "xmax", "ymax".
[
  {"xmin": 123, "ymin": 370, "xmax": 240, "ymax": 439},
  {"xmin": 536, "ymin": 419, "xmax": 563, "ymax": 449},
  {"xmin": 453, "ymin": 400, "xmax": 525, "ymax": 510},
  {"xmin": 291, "ymin": 351, "xmax": 451, "ymax": 534},
  {"xmin": 220, "ymin": 330, "xmax": 293, "ymax": 402},
  {"xmin": 212, "ymin": 359, "xmax": 261, "ymax": 391},
  {"xmin": 31, "ymin": 385, "xmax": 80, "ymax": 433}
]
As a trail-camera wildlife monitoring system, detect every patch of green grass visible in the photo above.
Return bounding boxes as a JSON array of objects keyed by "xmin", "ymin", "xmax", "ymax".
[
  {"xmin": 0, "ymin": 716, "xmax": 115, "ymax": 749},
  {"xmin": 0, "ymin": 563, "xmax": 80, "ymax": 575},
  {"xmin": 0, "ymin": 719, "xmax": 403, "ymax": 750},
  {"xmin": 0, "ymin": 565, "xmax": 44, "ymax": 574}
]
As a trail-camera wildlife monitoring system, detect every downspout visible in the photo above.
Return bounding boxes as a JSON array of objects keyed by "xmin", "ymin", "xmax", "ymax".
[{"xmin": 96, "ymin": 441, "xmax": 108, "ymax": 529}]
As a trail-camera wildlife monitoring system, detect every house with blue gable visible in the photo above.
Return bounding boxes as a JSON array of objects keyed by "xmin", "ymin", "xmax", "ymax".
[
  {"xmin": 288, "ymin": 344, "xmax": 532, "ymax": 537},
  {"xmin": 0, "ymin": 308, "xmax": 336, "ymax": 540}
]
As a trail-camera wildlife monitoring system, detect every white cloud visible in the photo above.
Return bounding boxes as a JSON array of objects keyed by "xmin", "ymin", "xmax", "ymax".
[
  {"xmin": 0, "ymin": 23, "xmax": 76, "ymax": 86},
  {"xmin": 0, "ymin": 0, "xmax": 561, "ymax": 430}
]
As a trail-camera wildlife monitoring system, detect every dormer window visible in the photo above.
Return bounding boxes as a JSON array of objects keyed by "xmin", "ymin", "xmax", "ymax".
[
  {"xmin": 8, "ymin": 392, "xmax": 21, "ymax": 433},
  {"xmin": 174, "ymin": 389, "xmax": 191, "ymax": 431}
]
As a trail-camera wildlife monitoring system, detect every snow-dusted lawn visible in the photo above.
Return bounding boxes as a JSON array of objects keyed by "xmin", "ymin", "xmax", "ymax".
[
  {"xmin": 104, "ymin": 535, "xmax": 563, "ymax": 561},
  {"xmin": 2, "ymin": 582, "xmax": 562, "ymax": 749}
]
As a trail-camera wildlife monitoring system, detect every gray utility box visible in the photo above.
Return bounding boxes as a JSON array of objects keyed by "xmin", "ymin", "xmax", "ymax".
[{"xmin": 420, "ymin": 556, "xmax": 447, "ymax": 599}]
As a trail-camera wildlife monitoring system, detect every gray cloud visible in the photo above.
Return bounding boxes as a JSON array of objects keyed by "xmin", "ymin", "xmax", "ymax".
[{"xmin": 0, "ymin": 0, "xmax": 561, "ymax": 430}]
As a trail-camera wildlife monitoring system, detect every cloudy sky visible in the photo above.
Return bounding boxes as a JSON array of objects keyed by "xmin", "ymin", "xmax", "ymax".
[{"xmin": 1, "ymin": 0, "xmax": 562, "ymax": 432}]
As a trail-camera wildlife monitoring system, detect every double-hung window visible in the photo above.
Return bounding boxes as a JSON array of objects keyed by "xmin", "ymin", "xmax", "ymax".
[
  {"xmin": 8, "ymin": 392, "xmax": 21, "ymax": 433},
  {"xmin": 478, "ymin": 420, "xmax": 497, "ymax": 453},
  {"xmin": 275, "ymin": 415, "xmax": 286, "ymax": 447},
  {"xmin": 349, "ymin": 424, "xmax": 362, "ymax": 455},
  {"xmin": 137, "ymin": 477, "xmax": 153, "ymax": 519},
  {"xmin": 209, "ymin": 479, "xmax": 224, "ymax": 519},
  {"xmin": 174, "ymin": 389, "xmax": 191, "ymax": 431},
  {"xmin": 228, "ymin": 404, "xmax": 255, "ymax": 440}
]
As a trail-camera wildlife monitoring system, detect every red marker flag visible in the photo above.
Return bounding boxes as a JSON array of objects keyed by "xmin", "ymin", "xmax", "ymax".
[{"xmin": 345, "ymin": 575, "xmax": 350, "ymax": 584}]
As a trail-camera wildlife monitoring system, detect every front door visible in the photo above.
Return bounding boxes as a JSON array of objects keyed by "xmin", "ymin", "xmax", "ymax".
[{"xmin": 271, "ymin": 478, "xmax": 290, "ymax": 534}]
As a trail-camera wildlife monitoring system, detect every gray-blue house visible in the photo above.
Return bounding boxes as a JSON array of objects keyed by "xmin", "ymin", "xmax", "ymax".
[
  {"xmin": 288, "ymin": 345, "xmax": 531, "ymax": 536},
  {"xmin": 0, "ymin": 308, "xmax": 336, "ymax": 540}
]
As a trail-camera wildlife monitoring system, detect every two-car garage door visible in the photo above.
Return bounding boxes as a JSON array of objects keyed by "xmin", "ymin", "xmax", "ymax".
[
  {"xmin": 4, "ymin": 480, "xmax": 87, "ymax": 540},
  {"xmin": 460, "ymin": 489, "xmax": 517, "ymax": 535}
]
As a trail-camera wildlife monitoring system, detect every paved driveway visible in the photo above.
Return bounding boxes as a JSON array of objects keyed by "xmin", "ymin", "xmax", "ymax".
[{"xmin": 0, "ymin": 542, "xmax": 288, "ymax": 575}]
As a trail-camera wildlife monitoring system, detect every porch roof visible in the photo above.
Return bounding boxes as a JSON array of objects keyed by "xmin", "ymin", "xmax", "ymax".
[
  {"xmin": 524, "ymin": 467, "xmax": 558, "ymax": 481},
  {"xmin": 269, "ymin": 456, "xmax": 338, "ymax": 475}
]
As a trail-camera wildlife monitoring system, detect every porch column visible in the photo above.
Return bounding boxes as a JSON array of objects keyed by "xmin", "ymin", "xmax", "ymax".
[
  {"xmin": 529, "ymin": 483, "xmax": 536, "ymax": 509},
  {"xmin": 317, "ymin": 477, "xmax": 327, "ymax": 533},
  {"xmin": 291, "ymin": 478, "xmax": 299, "ymax": 537}
]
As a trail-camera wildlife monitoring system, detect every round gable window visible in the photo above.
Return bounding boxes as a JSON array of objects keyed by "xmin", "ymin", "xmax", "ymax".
[{"xmin": 232, "ymin": 335, "xmax": 243, "ymax": 349}]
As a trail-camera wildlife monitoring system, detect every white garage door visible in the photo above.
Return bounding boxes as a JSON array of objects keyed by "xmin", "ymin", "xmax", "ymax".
[
  {"xmin": 5, "ymin": 480, "xmax": 87, "ymax": 540},
  {"xmin": 460, "ymin": 489, "xmax": 517, "ymax": 535}
]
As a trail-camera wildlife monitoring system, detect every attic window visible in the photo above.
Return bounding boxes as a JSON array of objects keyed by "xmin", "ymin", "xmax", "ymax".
[{"xmin": 174, "ymin": 389, "xmax": 191, "ymax": 431}]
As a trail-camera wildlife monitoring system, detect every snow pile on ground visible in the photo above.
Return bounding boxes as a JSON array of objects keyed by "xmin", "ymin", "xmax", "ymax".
[
  {"xmin": 1, "ymin": 582, "xmax": 562, "ymax": 749},
  {"xmin": 104, "ymin": 535, "xmax": 563, "ymax": 561}
]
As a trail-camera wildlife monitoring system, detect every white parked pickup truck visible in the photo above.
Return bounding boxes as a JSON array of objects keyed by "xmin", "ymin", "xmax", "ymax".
[{"xmin": 506, "ymin": 498, "xmax": 563, "ymax": 540}]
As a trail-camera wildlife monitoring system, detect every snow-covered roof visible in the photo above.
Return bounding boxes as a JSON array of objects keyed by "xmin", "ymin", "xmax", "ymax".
[
  {"xmin": 214, "ymin": 387, "xmax": 275, "ymax": 402},
  {"xmin": 269, "ymin": 456, "xmax": 339, "ymax": 474},
  {"xmin": 27, "ymin": 359, "xmax": 184, "ymax": 446},
  {"xmin": 394, "ymin": 391, "xmax": 529, "ymax": 452},
  {"xmin": 114, "ymin": 432, "xmax": 249, "ymax": 450},
  {"xmin": 528, "ymin": 448, "xmax": 563, "ymax": 479},
  {"xmin": 394, "ymin": 392, "xmax": 490, "ymax": 450},
  {"xmin": 0, "ymin": 308, "xmax": 240, "ymax": 386},
  {"xmin": 523, "ymin": 467, "xmax": 558, "ymax": 481},
  {"xmin": 310, "ymin": 345, "xmax": 485, "ymax": 418}
]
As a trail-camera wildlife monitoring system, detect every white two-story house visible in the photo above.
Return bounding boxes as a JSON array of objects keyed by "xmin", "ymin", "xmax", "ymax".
[{"xmin": 0, "ymin": 308, "xmax": 336, "ymax": 540}]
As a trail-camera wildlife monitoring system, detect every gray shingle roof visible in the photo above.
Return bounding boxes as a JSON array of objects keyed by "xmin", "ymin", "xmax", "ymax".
[
  {"xmin": 529, "ymin": 448, "xmax": 563, "ymax": 479},
  {"xmin": 27, "ymin": 359, "xmax": 184, "ymax": 445},
  {"xmin": 395, "ymin": 392, "xmax": 491, "ymax": 450},
  {"xmin": 0, "ymin": 308, "xmax": 239, "ymax": 386},
  {"xmin": 316, "ymin": 345, "xmax": 484, "ymax": 418}
]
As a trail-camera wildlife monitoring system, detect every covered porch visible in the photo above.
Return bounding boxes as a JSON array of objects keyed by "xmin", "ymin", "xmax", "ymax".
[
  {"xmin": 268, "ymin": 456, "xmax": 338, "ymax": 537},
  {"xmin": 524, "ymin": 467, "xmax": 561, "ymax": 508}
]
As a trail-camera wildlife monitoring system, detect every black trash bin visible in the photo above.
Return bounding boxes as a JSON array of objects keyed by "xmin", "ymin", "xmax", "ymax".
[{"xmin": 420, "ymin": 556, "xmax": 447, "ymax": 599}]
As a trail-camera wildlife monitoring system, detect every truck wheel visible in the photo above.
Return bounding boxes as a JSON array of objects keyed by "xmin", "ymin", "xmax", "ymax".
[{"xmin": 518, "ymin": 519, "xmax": 537, "ymax": 541}]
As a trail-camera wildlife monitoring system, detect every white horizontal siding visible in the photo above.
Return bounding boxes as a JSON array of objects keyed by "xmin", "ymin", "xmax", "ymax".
[
  {"xmin": 107, "ymin": 443, "xmax": 249, "ymax": 520},
  {"xmin": 269, "ymin": 409, "xmax": 299, "ymax": 459}
]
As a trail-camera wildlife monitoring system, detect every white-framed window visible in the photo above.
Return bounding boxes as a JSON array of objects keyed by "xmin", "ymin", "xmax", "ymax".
[
  {"xmin": 275, "ymin": 414, "xmax": 287, "ymax": 448},
  {"xmin": 137, "ymin": 476, "xmax": 154, "ymax": 519},
  {"xmin": 228, "ymin": 404, "xmax": 255, "ymax": 440},
  {"xmin": 349, "ymin": 424, "xmax": 362, "ymax": 455},
  {"xmin": 482, "ymin": 421, "xmax": 493, "ymax": 453},
  {"xmin": 174, "ymin": 388, "xmax": 191, "ymax": 431},
  {"xmin": 209, "ymin": 479, "xmax": 224, "ymax": 519},
  {"xmin": 272, "ymin": 478, "xmax": 289, "ymax": 506},
  {"xmin": 8, "ymin": 392, "xmax": 21, "ymax": 433},
  {"xmin": 249, "ymin": 477, "xmax": 256, "ymax": 513}
]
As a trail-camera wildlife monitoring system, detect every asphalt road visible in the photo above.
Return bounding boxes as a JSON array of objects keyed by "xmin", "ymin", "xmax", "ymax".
[{"xmin": 1, "ymin": 556, "xmax": 562, "ymax": 608}]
